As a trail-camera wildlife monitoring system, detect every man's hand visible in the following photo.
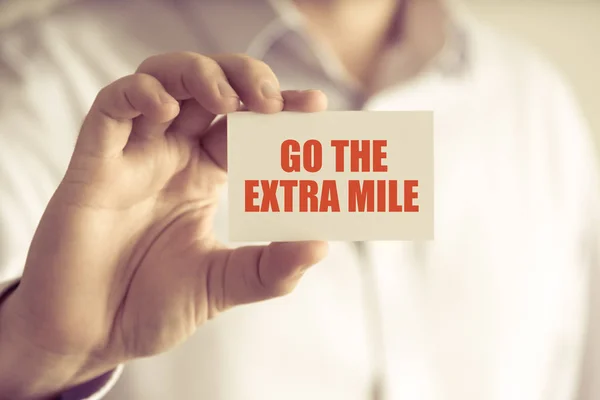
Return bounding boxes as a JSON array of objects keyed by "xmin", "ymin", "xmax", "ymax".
[{"xmin": 0, "ymin": 52, "xmax": 328, "ymax": 399}]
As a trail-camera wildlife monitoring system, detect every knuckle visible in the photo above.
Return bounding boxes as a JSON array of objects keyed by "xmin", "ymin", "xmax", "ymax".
[
  {"xmin": 95, "ymin": 85, "xmax": 112, "ymax": 102},
  {"xmin": 121, "ymin": 74, "xmax": 157, "ymax": 108},
  {"xmin": 137, "ymin": 51, "xmax": 195, "ymax": 72},
  {"xmin": 235, "ymin": 54, "xmax": 264, "ymax": 74},
  {"xmin": 137, "ymin": 54, "xmax": 162, "ymax": 72},
  {"xmin": 95, "ymin": 84, "xmax": 123, "ymax": 110},
  {"xmin": 231, "ymin": 53, "xmax": 252, "ymax": 62},
  {"xmin": 187, "ymin": 54, "xmax": 220, "ymax": 77},
  {"xmin": 126, "ymin": 73, "xmax": 155, "ymax": 89},
  {"xmin": 264, "ymin": 279, "xmax": 295, "ymax": 298},
  {"xmin": 95, "ymin": 74, "xmax": 158, "ymax": 114},
  {"xmin": 254, "ymin": 59, "xmax": 271, "ymax": 71}
]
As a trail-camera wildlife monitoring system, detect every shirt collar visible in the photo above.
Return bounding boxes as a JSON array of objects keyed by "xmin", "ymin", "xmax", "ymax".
[
  {"xmin": 192, "ymin": 0, "xmax": 471, "ymax": 76},
  {"xmin": 186, "ymin": 0, "xmax": 283, "ymax": 55}
]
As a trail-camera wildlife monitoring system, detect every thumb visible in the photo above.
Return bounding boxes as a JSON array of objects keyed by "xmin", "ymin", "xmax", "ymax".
[{"xmin": 206, "ymin": 241, "xmax": 329, "ymax": 313}]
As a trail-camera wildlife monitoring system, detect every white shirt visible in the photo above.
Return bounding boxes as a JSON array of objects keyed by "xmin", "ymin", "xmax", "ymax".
[{"xmin": 0, "ymin": 1, "xmax": 598, "ymax": 399}]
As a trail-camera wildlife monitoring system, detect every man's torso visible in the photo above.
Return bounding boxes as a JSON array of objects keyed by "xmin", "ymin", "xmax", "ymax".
[{"xmin": 0, "ymin": 1, "xmax": 593, "ymax": 399}]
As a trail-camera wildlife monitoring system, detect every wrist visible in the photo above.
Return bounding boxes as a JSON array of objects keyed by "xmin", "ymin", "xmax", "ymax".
[{"xmin": 0, "ymin": 288, "xmax": 113, "ymax": 399}]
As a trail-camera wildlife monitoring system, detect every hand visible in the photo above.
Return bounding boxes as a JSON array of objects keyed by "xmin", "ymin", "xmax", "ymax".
[{"xmin": 0, "ymin": 52, "xmax": 328, "ymax": 399}]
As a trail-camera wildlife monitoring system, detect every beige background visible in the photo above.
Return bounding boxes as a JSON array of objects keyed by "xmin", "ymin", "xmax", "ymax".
[{"xmin": 464, "ymin": 0, "xmax": 600, "ymax": 147}]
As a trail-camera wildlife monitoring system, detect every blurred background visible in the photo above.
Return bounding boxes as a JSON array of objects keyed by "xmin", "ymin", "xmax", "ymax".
[
  {"xmin": 465, "ymin": 0, "xmax": 600, "ymax": 148},
  {"xmin": 0, "ymin": 0, "xmax": 598, "ymax": 142}
]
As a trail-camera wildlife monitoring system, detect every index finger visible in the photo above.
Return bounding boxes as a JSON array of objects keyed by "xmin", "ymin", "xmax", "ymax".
[
  {"xmin": 136, "ymin": 52, "xmax": 240, "ymax": 116},
  {"xmin": 201, "ymin": 89, "xmax": 329, "ymax": 171}
]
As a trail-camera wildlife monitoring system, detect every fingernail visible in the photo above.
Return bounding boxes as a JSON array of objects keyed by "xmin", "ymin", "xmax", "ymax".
[
  {"xmin": 218, "ymin": 81, "xmax": 238, "ymax": 99},
  {"xmin": 261, "ymin": 81, "xmax": 283, "ymax": 101}
]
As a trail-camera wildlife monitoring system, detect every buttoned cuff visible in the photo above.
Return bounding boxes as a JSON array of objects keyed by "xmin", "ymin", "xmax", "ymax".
[
  {"xmin": 0, "ymin": 278, "xmax": 19, "ymax": 300},
  {"xmin": 60, "ymin": 365, "xmax": 124, "ymax": 400},
  {"xmin": 0, "ymin": 279, "xmax": 124, "ymax": 400}
]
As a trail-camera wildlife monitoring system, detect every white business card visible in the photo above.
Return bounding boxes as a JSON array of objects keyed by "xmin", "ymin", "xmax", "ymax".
[{"xmin": 227, "ymin": 111, "xmax": 434, "ymax": 241}]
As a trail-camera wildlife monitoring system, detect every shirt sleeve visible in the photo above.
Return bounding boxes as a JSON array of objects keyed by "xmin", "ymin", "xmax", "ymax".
[
  {"xmin": 0, "ymin": 279, "xmax": 124, "ymax": 400},
  {"xmin": 59, "ymin": 366, "xmax": 124, "ymax": 400},
  {"xmin": 578, "ymin": 177, "xmax": 600, "ymax": 398},
  {"xmin": 540, "ymin": 63, "xmax": 600, "ymax": 400}
]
